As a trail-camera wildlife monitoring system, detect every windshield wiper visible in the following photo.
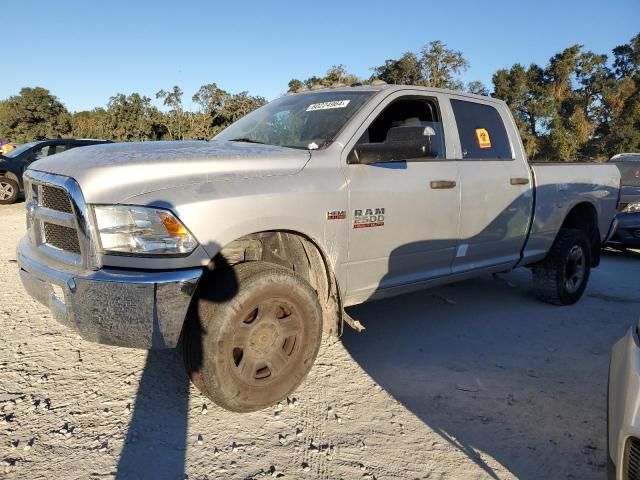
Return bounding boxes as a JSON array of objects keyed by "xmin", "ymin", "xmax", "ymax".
[
  {"xmin": 226, "ymin": 138, "xmax": 309, "ymax": 151},
  {"xmin": 227, "ymin": 138, "xmax": 267, "ymax": 145}
]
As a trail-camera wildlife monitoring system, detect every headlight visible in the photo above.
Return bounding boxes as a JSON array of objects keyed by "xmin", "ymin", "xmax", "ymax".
[
  {"xmin": 622, "ymin": 202, "xmax": 640, "ymax": 214},
  {"xmin": 92, "ymin": 205, "xmax": 198, "ymax": 255}
]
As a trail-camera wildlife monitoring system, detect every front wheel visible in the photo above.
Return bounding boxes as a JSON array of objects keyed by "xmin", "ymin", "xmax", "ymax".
[
  {"xmin": 182, "ymin": 261, "xmax": 323, "ymax": 412},
  {"xmin": 532, "ymin": 228, "xmax": 591, "ymax": 305}
]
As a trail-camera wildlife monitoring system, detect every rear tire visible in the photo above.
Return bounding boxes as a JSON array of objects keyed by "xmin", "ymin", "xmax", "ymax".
[
  {"xmin": 0, "ymin": 178, "xmax": 19, "ymax": 205},
  {"xmin": 532, "ymin": 228, "xmax": 591, "ymax": 305},
  {"xmin": 182, "ymin": 261, "xmax": 323, "ymax": 412}
]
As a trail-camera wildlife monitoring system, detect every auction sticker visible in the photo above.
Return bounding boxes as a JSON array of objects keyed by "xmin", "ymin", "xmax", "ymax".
[
  {"xmin": 306, "ymin": 100, "xmax": 351, "ymax": 112},
  {"xmin": 475, "ymin": 128, "xmax": 491, "ymax": 149}
]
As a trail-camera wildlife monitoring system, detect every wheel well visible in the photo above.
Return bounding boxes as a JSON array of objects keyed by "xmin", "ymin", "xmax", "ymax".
[
  {"xmin": 0, "ymin": 171, "xmax": 20, "ymax": 183},
  {"xmin": 213, "ymin": 231, "xmax": 343, "ymax": 337},
  {"xmin": 560, "ymin": 202, "xmax": 601, "ymax": 267}
]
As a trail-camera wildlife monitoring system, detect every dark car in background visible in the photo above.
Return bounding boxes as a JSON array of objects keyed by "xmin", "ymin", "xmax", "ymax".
[
  {"xmin": 0, "ymin": 139, "xmax": 111, "ymax": 204},
  {"xmin": 608, "ymin": 153, "xmax": 640, "ymax": 249}
]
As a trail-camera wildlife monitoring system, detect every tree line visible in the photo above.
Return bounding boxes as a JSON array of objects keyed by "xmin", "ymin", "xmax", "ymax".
[
  {"xmin": 0, "ymin": 84, "xmax": 267, "ymax": 144},
  {"xmin": 0, "ymin": 34, "xmax": 637, "ymax": 161}
]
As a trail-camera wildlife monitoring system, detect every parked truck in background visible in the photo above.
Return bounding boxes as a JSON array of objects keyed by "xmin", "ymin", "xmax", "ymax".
[
  {"xmin": 16, "ymin": 85, "xmax": 620, "ymax": 412},
  {"xmin": 607, "ymin": 153, "xmax": 640, "ymax": 249}
]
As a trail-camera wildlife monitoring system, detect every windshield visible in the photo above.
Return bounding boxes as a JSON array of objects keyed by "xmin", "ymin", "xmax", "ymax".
[
  {"xmin": 214, "ymin": 91, "xmax": 375, "ymax": 149},
  {"xmin": 4, "ymin": 142, "xmax": 38, "ymax": 158}
]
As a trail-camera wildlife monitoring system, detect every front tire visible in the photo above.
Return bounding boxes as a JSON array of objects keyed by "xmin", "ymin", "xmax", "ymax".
[
  {"xmin": 0, "ymin": 178, "xmax": 19, "ymax": 205},
  {"xmin": 532, "ymin": 228, "xmax": 591, "ymax": 305},
  {"xmin": 183, "ymin": 261, "xmax": 323, "ymax": 412}
]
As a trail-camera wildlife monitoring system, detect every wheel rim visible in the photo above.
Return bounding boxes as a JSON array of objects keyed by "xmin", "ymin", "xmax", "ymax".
[
  {"xmin": 564, "ymin": 245, "xmax": 585, "ymax": 294},
  {"xmin": 0, "ymin": 182, "xmax": 14, "ymax": 201},
  {"xmin": 230, "ymin": 297, "xmax": 303, "ymax": 386}
]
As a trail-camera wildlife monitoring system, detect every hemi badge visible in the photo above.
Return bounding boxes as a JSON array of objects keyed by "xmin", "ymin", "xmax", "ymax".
[{"xmin": 327, "ymin": 210, "xmax": 346, "ymax": 220}]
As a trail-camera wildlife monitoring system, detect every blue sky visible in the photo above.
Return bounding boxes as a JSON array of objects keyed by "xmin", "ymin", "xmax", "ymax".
[{"xmin": 1, "ymin": 0, "xmax": 638, "ymax": 112}]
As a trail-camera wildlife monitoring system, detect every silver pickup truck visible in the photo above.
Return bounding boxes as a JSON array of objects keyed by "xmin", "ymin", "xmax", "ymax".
[{"xmin": 17, "ymin": 85, "xmax": 620, "ymax": 412}]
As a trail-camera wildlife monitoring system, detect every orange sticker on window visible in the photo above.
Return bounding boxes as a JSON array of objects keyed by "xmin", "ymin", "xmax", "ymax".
[{"xmin": 475, "ymin": 128, "xmax": 491, "ymax": 149}]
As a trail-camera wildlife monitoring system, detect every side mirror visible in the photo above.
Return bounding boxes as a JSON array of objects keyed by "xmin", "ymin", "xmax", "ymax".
[{"xmin": 350, "ymin": 125, "xmax": 438, "ymax": 164}]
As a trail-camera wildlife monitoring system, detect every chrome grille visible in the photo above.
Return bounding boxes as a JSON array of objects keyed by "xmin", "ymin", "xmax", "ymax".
[
  {"xmin": 41, "ymin": 185, "xmax": 73, "ymax": 213},
  {"xmin": 23, "ymin": 172, "xmax": 96, "ymax": 269},
  {"xmin": 626, "ymin": 437, "xmax": 640, "ymax": 480},
  {"xmin": 43, "ymin": 223, "xmax": 81, "ymax": 254}
]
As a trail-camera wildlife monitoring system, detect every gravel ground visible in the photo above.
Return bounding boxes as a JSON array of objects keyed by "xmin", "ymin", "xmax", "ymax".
[{"xmin": 1, "ymin": 200, "xmax": 639, "ymax": 480}]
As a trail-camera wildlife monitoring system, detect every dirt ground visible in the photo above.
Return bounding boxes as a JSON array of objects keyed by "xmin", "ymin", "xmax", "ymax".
[{"xmin": 1, "ymin": 200, "xmax": 639, "ymax": 480}]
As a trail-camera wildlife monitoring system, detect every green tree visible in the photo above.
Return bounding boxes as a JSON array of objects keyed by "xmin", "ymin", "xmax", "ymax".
[
  {"xmin": 190, "ymin": 83, "xmax": 266, "ymax": 138},
  {"xmin": 467, "ymin": 80, "xmax": 489, "ymax": 96},
  {"xmin": 544, "ymin": 45, "xmax": 605, "ymax": 160},
  {"xmin": 0, "ymin": 87, "xmax": 71, "ymax": 143},
  {"xmin": 287, "ymin": 79, "xmax": 305, "ymax": 93},
  {"xmin": 419, "ymin": 41, "xmax": 468, "ymax": 89},
  {"xmin": 612, "ymin": 34, "xmax": 640, "ymax": 79},
  {"xmin": 156, "ymin": 86, "xmax": 185, "ymax": 140},
  {"xmin": 601, "ymin": 33, "xmax": 640, "ymax": 156},
  {"xmin": 106, "ymin": 93, "xmax": 161, "ymax": 142},
  {"xmin": 492, "ymin": 63, "xmax": 552, "ymax": 158},
  {"xmin": 287, "ymin": 65, "xmax": 362, "ymax": 92},
  {"xmin": 370, "ymin": 41, "xmax": 468, "ymax": 89},
  {"xmin": 71, "ymin": 108, "xmax": 110, "ymax": 139},
  {"xmin": 371, "ymin": 52, "xmax": 423, "ymax": 85}
]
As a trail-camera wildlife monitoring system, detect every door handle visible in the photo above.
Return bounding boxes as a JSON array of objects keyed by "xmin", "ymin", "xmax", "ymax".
[
  {"xmin": 510, "ymin": 177, "xmax": 530, "ymax": 186},
  {"xmin": 430, "ymin": 180, "xmax": 457, "ymax": 189}
]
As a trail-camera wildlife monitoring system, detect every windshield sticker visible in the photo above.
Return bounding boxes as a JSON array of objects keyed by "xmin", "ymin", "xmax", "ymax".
[
  {"xmin": 308, "ymin": 142, "xmax": 319, "ymax": 150},
  {"xmin": 306, "ymin": 100, "xmax": 351, "ymax": 112},
  {"xmin": 475, "ymin": 128, "xmax": 492, "ymax": 149}
]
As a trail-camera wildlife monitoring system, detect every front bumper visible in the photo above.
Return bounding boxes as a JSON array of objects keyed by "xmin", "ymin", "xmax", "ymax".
[
  {"xmin": 18, "ymin": 237, "xmax": 202, "ymax": 349},
  {"xmin": 609, "ymin": 326, "xmax": 640, "ymax": 479},
  {"xmin": 608, "ymin": 213, "xmax": 640, "ymax": 248}
]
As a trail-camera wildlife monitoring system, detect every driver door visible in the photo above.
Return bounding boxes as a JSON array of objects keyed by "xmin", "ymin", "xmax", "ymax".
[{"xmin": 341, "ymin": 91, "xmax": 461, "ymax": 302}]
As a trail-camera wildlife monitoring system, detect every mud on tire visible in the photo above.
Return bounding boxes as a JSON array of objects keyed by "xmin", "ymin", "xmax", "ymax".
[
  {"xmin": 182, "ymin": 261, "xmax": 323, "ymax": 412},
  {"xmin": 532, "ymin": 228, "xmax": 592, "ymax": 306}
]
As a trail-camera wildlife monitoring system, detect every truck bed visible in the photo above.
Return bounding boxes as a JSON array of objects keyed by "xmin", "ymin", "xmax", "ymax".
[{"xmin": 520, "ymin": 162, "xmax": 620, "ymax": 265}]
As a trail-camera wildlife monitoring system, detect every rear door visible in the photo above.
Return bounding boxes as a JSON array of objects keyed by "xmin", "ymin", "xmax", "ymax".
[
  {"xmin": 449, "ymin": 97, "xmax": 533, "ymax": 272},
  {"xmin": 341, "ymin": 91, "xmax": 461, "ymax": 300}
]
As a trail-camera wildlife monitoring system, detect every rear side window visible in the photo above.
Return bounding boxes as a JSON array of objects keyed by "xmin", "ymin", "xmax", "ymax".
[
  {"xmin": 53, "ymin": 144, "xmax": 67, "ymax": 154},
  {"xmin": 450, "ymin": 99, "xmax": 512, "ymax": 160}
]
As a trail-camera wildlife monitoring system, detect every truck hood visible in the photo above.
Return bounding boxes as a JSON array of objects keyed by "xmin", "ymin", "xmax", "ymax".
[{"xmin": 29, "ymin": 140, "xmax": 311, "ymax": 204}]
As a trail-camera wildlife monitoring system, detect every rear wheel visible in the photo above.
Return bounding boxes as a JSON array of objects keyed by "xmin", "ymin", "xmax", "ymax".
[
  {"xmin": 532, "ymin": 228, "xmax": 591, "ymax": 305},
  {"xmin": 0, "ymin": 178, "xmax": 18, "ymax": 205},
  {"xmin": 182, "ymin": 261, "xmax": 323, "ymax": 412}
]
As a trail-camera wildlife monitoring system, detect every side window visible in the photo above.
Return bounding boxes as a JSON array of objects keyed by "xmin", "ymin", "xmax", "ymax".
[
  {"xmin": 31, "ymin": 145, "xmax": 52, "ymax": 161},
  {"xmin": 53, "ymin": 144, "xmax": 68, "ymax": 155},
  {"xmin": 353, "ymin": 97, "xmax": 446, "ymax": 162},
  {"xmin": 450, "ymin": 99, "xmax": 512, "ymax": 160}
]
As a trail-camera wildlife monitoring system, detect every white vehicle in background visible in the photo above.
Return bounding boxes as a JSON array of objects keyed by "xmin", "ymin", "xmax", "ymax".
[{"xmin": 608, "ymin": 321, "xmax": 640, "ymax": 479}]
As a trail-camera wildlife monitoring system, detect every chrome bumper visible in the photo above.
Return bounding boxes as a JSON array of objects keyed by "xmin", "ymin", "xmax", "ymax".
[
  {"xmin": 18, "ymin": 237, "xmax": 202, "ymax": 349},
  {"xmin": 608, "ymin": 326, "xmax": 640, "ymax": 479}
]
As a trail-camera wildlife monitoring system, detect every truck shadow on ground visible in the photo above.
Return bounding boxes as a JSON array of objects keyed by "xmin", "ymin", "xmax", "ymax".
[
  {"xmin": 116, "ymin": 350, "xmax": 190, "ymax": 479},
  {"xmin": 116, "ymin": 253, "xmax": 238, "ymax": 480},
  {"xmin": 341, "ymin": 260, "xmax": 638, "ymax": 479},
  {"xmin": 113, "ymin": 257, "xmax": 638, "ymax": 480}
]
